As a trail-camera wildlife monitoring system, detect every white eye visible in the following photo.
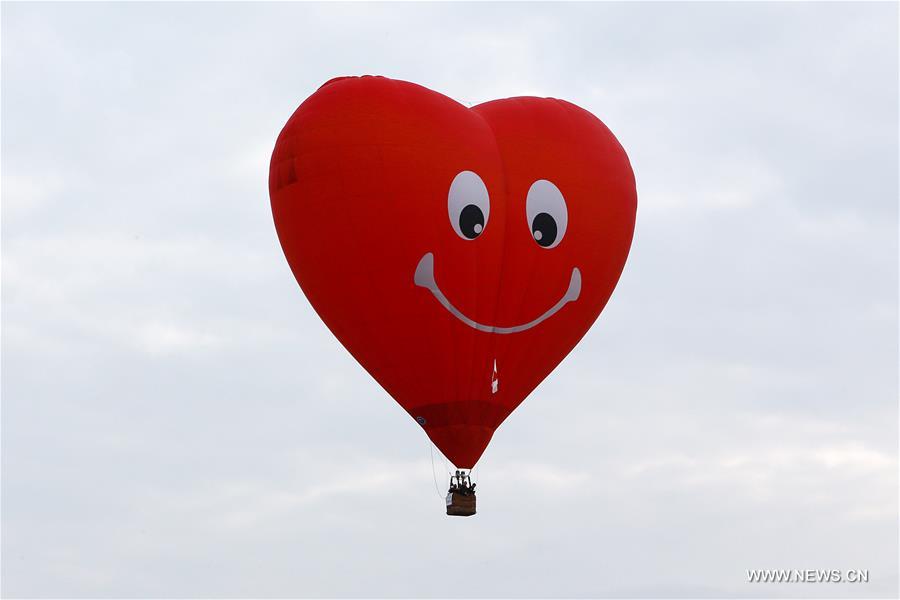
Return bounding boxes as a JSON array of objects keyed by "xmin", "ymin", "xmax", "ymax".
[
  {"xmin": 526, "ymin": 179, "xmax": 568, "ymax": 249},
  {"xmin": 448, "ymin": 170, "xmax": 490, "ymax": 240}
]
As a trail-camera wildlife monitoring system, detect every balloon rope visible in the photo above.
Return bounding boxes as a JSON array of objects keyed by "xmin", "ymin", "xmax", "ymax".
[{"xmin": 429, "ymin": 440, "xmax": 444, "ymax": 500}]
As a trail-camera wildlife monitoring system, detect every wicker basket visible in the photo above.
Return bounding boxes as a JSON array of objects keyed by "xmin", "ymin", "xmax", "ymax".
[{"xmin": 446, "ymin": 491, "xmax": 476, "ymax": 516}]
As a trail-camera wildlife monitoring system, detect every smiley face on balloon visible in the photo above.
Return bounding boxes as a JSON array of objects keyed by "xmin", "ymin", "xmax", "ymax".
[
  {"xmin": 415, "ymin": 173, "xmax": 583, "ymax": 335},
  {"xmin": 270, "ymin": 75, "xmax": 636, "ymax": 468}
]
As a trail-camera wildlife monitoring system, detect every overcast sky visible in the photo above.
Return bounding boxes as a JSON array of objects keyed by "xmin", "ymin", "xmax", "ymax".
[{"xmin": 2, "ymin": 2, "xmax": 898, "ymax": 598}]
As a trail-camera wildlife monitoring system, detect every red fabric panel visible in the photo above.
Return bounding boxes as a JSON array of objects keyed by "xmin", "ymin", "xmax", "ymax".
[{"xmin": 270, "ymin": 75, "xmax": 636, "ymax": 468}]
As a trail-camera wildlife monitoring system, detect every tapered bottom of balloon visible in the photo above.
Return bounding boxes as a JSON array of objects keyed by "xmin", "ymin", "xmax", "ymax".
[{"xmin": 445, "ymin": 470, "xmax": 476, "ymax": 517}]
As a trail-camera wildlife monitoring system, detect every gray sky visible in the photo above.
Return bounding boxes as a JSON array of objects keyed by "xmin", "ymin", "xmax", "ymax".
[{"xmin": 2, "ymin": 2, "xmax": 897, "ymax": 598}]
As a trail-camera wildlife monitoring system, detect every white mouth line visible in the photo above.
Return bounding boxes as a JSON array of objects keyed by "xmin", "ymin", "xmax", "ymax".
[{"xmin": 414, "ymin": 252, "xmax": 581, "ymax": 334}]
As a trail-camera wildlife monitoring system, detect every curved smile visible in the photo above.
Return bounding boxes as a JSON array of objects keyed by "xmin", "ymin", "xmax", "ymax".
[{"xmin": 414, "ymin": 252, "xmax": 581, "ymax": 334}]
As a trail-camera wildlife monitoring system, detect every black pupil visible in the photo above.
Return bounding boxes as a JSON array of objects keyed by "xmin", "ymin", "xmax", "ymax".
[
  {"xmin": 532, "ymin": 212, "xmax": 558, "ymax": 247},
  {"xmin": 459, "ymin": 204, "xmax": 485, "ymax": 239}
]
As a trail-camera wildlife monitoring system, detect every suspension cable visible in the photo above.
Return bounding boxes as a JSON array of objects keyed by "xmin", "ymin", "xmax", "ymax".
[{"xmin": 428, "ymin": 439, "xmax": 445, "ymax": 500}]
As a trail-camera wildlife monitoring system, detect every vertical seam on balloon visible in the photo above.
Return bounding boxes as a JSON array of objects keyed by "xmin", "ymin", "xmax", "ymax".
[
  {"xmin": 392, "ymin": 78, "xmax": 444, "ymax": 419},
  {"xmin": 496, "ymin": 99, "xmax": 575, "ymax": 419},
  {"xmin": 471, "ymin": 102, "xmax": 513, "ymax": 441},
  {"xmin": 422, "ymin": 83, "xmax": 460, "ymax": 439},
  {"xmin": 492, "ymin": 98, "xmax": 541, "ymax": 426}
]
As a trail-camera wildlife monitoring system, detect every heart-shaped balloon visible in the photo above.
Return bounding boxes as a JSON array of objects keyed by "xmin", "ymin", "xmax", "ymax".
[{"xmin": 270, "ymin": 76, "xmax": 636, "ymax": 468}]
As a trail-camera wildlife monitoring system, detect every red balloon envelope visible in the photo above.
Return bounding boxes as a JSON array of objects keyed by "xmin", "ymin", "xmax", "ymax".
[{"xmin": 270, "ymin": 76, "xmax": 636, "ymax": 468}]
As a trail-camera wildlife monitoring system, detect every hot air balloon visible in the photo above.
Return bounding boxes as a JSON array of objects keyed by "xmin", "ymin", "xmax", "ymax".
[{"xmin": 269, "ymin": 75, "xmax": 636, "ymax": 516}]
